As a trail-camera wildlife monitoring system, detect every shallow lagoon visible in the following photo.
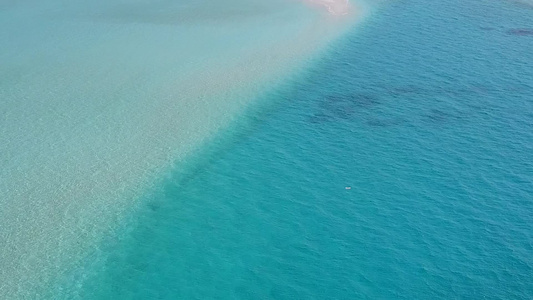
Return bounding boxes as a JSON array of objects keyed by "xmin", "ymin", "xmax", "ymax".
[{"xmin": 0, "ymin": 0, "xmax": 355, "ymax": 297}]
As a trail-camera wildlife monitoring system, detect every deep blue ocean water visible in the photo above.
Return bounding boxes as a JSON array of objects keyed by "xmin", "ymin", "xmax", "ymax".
[{"xmin": 65, "ymin": 0, "xmax": 532, "ymax": 298}]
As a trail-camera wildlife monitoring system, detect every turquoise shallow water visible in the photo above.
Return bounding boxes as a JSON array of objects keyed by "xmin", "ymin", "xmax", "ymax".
[
  {"xmin": 28, "ymin": 0, "xmax": 533, "ymax": 298},
  {"xmin": 1, "ymin": 0, "xmax": 353, "ymax": 296}
]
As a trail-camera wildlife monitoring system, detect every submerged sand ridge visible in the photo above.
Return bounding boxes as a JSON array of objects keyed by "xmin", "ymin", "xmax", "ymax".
[{"xmin": 0, "ymin": 0, "xmax": 361, "ymax": 298}]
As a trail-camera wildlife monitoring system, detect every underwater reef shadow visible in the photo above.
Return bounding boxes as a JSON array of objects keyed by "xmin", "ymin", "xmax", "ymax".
[
  {"xmin": 308, "ymin": 93, "xmax": 381, "ymax": 123},
  {"xmin": 506, "ymin": 28, "xmax": 533, "ymax": 36},
  {"xmin": 305, "ymin": 81, "xmax": 531, "ymax": 128}
]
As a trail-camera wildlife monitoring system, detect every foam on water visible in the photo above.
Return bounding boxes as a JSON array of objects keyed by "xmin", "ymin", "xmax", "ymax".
[{"xmin": 0, "ymin": 0, "xmax": 361, "ymax": 297}]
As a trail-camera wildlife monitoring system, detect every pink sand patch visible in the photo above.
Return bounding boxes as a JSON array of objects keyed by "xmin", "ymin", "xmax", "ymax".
[{"xmin": 304, "ymin": 0, "xmax": 351, "ymax": 15}]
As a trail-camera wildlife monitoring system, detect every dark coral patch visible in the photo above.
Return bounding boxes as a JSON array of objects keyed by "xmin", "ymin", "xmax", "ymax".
[
  {"xmin": 390, "ymin": 85, "xmax": 424, "ymax": 95},
  {"xmin": 309, "ymin": 93, "xmax": 381, "ymax": 124},
  {"xmin": 366, "ymin": 118, "xmax": 403, "ymax": 127},
  {"xmin": 322, "ymin": 94, "xmax": 380, "ymax": 108},
  {"xmin": 308, "ymin": 113, "xmax": 332, "ymax": 124},
  {"xmin": 147, "ymin": 201, "xmax": 161, "ymax": 212},
  {"xmin": 506, "ymin": 28, "xmax": 533, "ymax": 36},
  {"xmin": 425, "ymin": 109, "xmax": 461, "ymax": 124}
]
